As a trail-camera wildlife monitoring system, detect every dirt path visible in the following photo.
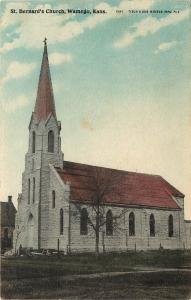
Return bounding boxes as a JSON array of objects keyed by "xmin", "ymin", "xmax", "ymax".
[
  {"xmin": 4, "ymin": 267, "xmax": 191, "ymax": 282},
  {"xmin": 58, "ymin": 267, "xmax": 191, "ymax": 281},
  {"xmin": 2, "ymin": 268, "xmax": 191, "ymax": 299}
]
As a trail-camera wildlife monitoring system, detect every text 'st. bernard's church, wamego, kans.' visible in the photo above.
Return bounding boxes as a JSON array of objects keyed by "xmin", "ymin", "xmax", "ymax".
[{"xmin": 14, "ymin": 40, "xmax": 191, "ymax": 253}]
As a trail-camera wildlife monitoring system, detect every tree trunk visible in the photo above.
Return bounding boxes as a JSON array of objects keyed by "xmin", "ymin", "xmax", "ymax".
[
  {"xmin": 95, "ymin": 229, "xmax": 99, "ymax": 255},
  {"xmin": 95, "ymin": 214, "xmax": 99, "ymax": 255}
]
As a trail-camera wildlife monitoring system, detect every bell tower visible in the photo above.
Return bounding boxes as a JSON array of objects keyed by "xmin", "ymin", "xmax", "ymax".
[
  {"xmin": 15, "ymin": 39, "xmax": 64, "ymax": 250},
  {"xmin": 28, "ymin": 37, "xmax": 63, "ymax": 170}
]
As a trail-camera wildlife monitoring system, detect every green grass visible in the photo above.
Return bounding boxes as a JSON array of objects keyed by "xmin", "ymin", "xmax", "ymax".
[
  {"xmin": 1, "ymin": 251, "xmax": 191, "ymax": 299},
  {"xmin": 2, "ymin": 250, "xmax": 191, "ymax": 280},
  {"xmin": 2, "ymin": 271, "xmax": 191, "ymax": 299}
]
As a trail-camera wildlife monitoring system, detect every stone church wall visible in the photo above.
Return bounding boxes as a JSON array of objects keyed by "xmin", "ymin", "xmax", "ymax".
[
  {"xmin": 184, "ymin": 221, "xmax": 191, "ymax": 249},
  {"xmin": 68, "ymin": 203, "xmax": 185, "ymax": 253},
  {"xmin": 45, "ymin": 165, "xmax": 70, "ymax": 252},
  {"xmin": 14, "ymin": 114, "xmax": 64, "ymax": 251}
]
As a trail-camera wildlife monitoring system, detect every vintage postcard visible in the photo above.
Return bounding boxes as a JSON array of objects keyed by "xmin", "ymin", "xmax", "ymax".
[{"xmin": 1, "ymin": 0, "xmax": 191, "ymax": 299}]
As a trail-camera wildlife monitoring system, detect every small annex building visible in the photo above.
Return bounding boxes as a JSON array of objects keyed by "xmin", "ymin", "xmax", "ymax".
[
  {"xmin": 14, "ymin": 41, "xmax": 190, "ymax": 253},
  {"xmin": 1, "ymin": 196, "xmax": 17, "ymax": 250}
]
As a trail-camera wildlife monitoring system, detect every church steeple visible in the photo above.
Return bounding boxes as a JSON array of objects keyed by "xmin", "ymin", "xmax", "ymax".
[{"xmin": 34, "ymin": 38, "xmax": 56, "ymax": 121}]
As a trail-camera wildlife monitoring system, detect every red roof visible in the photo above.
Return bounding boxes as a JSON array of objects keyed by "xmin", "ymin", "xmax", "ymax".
[
  {"xmin": 56, "ymin": 161, "xmax": 184, "ymax": 210},
  {"xmin": 34, "ymin": 40, "xmax": 56, "ymax": 121}
]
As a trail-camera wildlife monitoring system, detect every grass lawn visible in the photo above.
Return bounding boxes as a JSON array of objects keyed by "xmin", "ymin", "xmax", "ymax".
[{"xmin": 1, "ymin": 250, "xmax": 191, "ymax": 299}]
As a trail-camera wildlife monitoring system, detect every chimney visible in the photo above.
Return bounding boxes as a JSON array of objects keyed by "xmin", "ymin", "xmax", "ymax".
[{"xmin": 8, "ymin": 195, "xmax": 12, "ymax": 203}]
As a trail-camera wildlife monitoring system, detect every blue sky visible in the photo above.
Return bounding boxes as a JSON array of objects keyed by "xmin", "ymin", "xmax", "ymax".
[{"xmin": 0, "ymin": 0, "xmax": 191, "ymax": 218}]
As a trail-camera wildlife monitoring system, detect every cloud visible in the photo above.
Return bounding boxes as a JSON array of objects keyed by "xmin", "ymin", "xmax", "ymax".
[
  {"xmin": 0, "ymin": 3, "xmax": 71, "ymax": 53},
  {"xmin": 0, "ymin": 95, "xmax": 29, "ymax": 112},
  {"xmin": 119, "ymin": 0, "xmax": 155, "ymax": 11},
  {"xmin": 1, "ymin": 61, "xmax": 36, "ymax": 84},
  {"xmin": 49, "ymin": 52, "xmax": 72, "ymax": 65},
  {"xmin": 0, "ymin": 0, "xmax": 156, "ymax": 53},
  {"xmin": 154, "ymin": 41, "xmax": 178, "ymax": 54},
  {"xmin": 1, "ymin": 2, "xmax": 28, "ymax": 30},
  {"xmin": 114, "ymin": 9, "xmax": 189, "ymax": 48},
  {"xmin": 81, "ymin": 116, "xmax": 94, "ymax": 131}
]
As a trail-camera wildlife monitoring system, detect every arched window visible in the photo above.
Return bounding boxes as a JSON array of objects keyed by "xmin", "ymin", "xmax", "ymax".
[
  {"xmin": 129, "ymin": 212, "xmax": 135, "ymax": 236},
  {"xmin": 4, "ymin": 228, "xmax": 9, "ymax": 248},
  {"xmin": 150, "ymin": 214, "xmax": 155, "ymax": 237},
  {"xmin": 32, "ymin": 177, "xmax": 35, "ymax": 203},
  {"xmin": 28, "ymin": 179, "xmax": 30, "ymax": 204},
  {"xmin": 4, "ymin": 228, "xmax": 8, "ymax": 240},
  {"xmin": 48, "ymin": 130, "xmax": 54, "ymax": 153},
  {"xmin": 60, "ymin": 209, "xmax": 64, "ymax": 235},
  {"xmin": 32, "ymin": 131, "xmax": 36, "ymax": 153},
  {"xmin": 168, "ymin": 215, "xmax": 173, "ymax": 237},
  {"xmin": 106, "ymin": 210, "xmax": 113, "ymax": 236},
  {"xmin": 80, "ymin": 208, "xmax": 88, "ymax": 235},
  {"xmin": 32, "ymin": 158, "xmax": 35, "ymax": 171},
  {"xmin": 52, "ymin": 190, "xmax": 55, "ymax": 208}
]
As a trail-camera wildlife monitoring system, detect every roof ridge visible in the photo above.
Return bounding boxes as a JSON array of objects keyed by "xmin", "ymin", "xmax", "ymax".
[{"xmin": 64, "ymin": 160, "xmax": 160, "ymax": 177}]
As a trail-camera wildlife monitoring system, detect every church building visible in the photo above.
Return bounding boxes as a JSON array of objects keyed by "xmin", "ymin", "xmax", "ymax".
[{"xmin": 14, "ymin": 40, "xmax": 190, "ymax": 253}]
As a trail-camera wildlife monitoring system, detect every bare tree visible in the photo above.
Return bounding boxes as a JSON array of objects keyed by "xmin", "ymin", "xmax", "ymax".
[{"xmin": 73, "ymin": 166, "xmax": 123, "ymax": 255}]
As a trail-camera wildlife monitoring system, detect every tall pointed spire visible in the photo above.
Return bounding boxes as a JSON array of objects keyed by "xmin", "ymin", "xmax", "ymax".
[{"xmin": 34, "ymin": 38, "xmax": 56, "ymax": 121}]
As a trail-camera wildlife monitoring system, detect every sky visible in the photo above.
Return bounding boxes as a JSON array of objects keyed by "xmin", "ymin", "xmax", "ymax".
[{"xmin": 0, "ymin": 0, "xmax": 191, "ymax": 219}]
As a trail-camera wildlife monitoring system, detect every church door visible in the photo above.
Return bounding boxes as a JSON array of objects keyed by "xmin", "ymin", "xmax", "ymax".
[{"xmin": 27, "ymin": 214, "xmax": 34, "ymax": 248}]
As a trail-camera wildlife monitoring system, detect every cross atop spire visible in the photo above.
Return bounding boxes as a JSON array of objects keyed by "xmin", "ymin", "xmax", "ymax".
[
  {"xmin": 34, "ymin": 39, "xmax": 56, "ymax": 121},
  {"xmin": 43, "ymin": 37, "xmax": 47, "ymax": 45}
]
